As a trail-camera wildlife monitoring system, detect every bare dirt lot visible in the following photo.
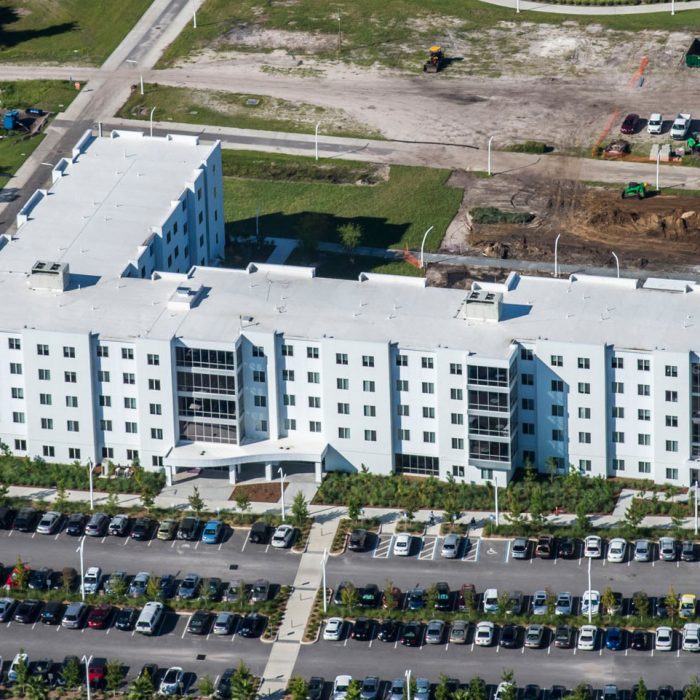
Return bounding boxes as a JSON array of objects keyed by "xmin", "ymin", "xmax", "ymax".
[{"xmin": 443, "ymin": 170, "xmax": 700, "ymax": 272}]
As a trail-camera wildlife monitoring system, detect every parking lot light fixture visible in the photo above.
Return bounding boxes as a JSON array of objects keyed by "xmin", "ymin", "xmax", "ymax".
[
  {"xmin": 490, "ymin": 479, "xmax": 499, "ymax": 527},
  {"xmin": 487, "ymin": 136, "xmax": 495, "ymax": 176},
  {"xmin": 150, "ymin": 107, "xmax": 157, "ymax": 138},
  {"xmin": 405, "ymin": 669, "xmax": 412, "ymax": 700},
  {"xmin": 587, "ymin": 555, "xmax": 592, "ymax": 624},
  {"xmin": 611, "ymin": 251, "xmax": 620, "ymax": 279},
  {"xmin": 554, "ymin": 233, "xmax": 561, "ymax": 277},
  {"xmin": 322, "ymin": 547, "xmax": 328, "ymax": 613},
  {"xmin": 82, "ymin": 655, "xmax": 93, "ymax": 700},
  {"xmin": 87, "ymin": 458, "xmax": 96, "ymax": 511},
  {"xmin": 420, "ymin": 225, "xmax": 434, "ymax": 269},
  {"xmin": 279, "ymin": 468, "xmax": 286, "ymax": 520},
  {"xmin": 77, "ymin": 536, "xmax": 85, "ymax": 602}
]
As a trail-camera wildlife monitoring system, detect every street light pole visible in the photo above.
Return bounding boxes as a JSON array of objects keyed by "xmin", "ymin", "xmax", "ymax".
[
  {"xmin": 611, "ymin": 251, "xmax": 620, "ymax": 279},
  {"xmin": 279, "ymin": 468, "xmax": 286, "ymax": 520},
  {"xmin": 77, "ymin": 537, "xmax": 85, "ymax": 602},
  {"xmin": 82, "ymin": 655, "xmax": 93, "ymax": 700},
  {"xmin": 87, "ymin": 458, "xmax": 95, "ymax": 511},
  {"xmin": 315, "ymin": 122, "xmax": 321, "ymax": 161},
  {"xmin": 656, "ymin": 152, "xmax": 661, "ymax": 191},
  {"xmin": 493, "ymin": 479, "xmax": 499, "ymax": 527},
  {"xmin": 405, "ymin": 670, "xmax": 412, "ymax": 700},
  {"xmin": 322, "ymin": 547, "xmax": 328, "ymax": 613},
  {"xmin": 487, "ymin": 136, "xmax": 494, "ymax": 176},
  {"xmin": 149, "ymin": 107, "xmax": 156, "ymax": 138},
  {"xmin": 587, "ymin": 555, "xmax": 592, "ymax": 624},
  {"xmin": 191, "ymin": 0, "xmax": 198, "ymax": 27},
  {"xmin": 672, "ymin": 0, "xmax": 675, "ymax": 15},
  {"xmin": 554, "ymin": 233, "xmax": 561, "ymax": 277},
  {"xmin": 419, "ymin": 225, "xmax": 434, "ymax": 269},
  {"xmin": 695, "ymin": 480, "xmax": 698, "ymax": 536}
]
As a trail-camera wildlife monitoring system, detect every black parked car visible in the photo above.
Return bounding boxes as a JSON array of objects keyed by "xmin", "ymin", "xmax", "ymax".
[
  {"xmin": 215, "ymin": 668, "xmax": 235, "ymax": 699},
  {"xmin": 177, "ymin": 517, "xmax": 200, "ymax": 541},
  {"xmin": 630, "ymin": 629, "xmax": 648, "ymax": 651},
  {"xmin": 558, "ymin": 537, "xmax": 577, "ymax": 559},
  {"xmin": 65, "ymin": 513, "xmax": 87, "ymax": 537},
  {"xmin": 655, "ymin": 597, "xmax": 670, "ymax": 618},
  {"xmin": 359, "ymin": 584, "xmax": 381, "ymax": 608},
  {"xmin": 0, "ymin": 506, "xmax": 16, "ymax": 529},
  {"xmin": 248, "ymin": 521, "xmax": 269, "ymax": 544},
  {"xmin": 682, "ymin": 541, "xmax": 696, "ymax": 562},
  {"xmin": 500, "ymin": 624, "xmax": 520, "ymax": 648},
  {"xmin": 31, "ymin": 659, "xmax": 52, "ymax": 684},
  {"xmin": 15, "ymin": 599, "xmax": 42, "ymax": 623},
  {"xmin": 206, "ymin": 577, "xmax": 222, "ymax": 601},
  {"xmin": 351, "ymin": 617, "xmax": 374, "ymax": 641},
  {"xmin": 28, "ymin": 567, "xmax": 53, "ymax": 591},
  {"xmin": 115, "ymin": 607, "xmax": 139, "ymax": 631},
  {"xmin": 348, "ymin": 529, "xmax": 368, "ymax": 551},
  {"xmin": 522, "ymin": 685, "xmax": 541, "ymax": 700},
  {"xmin": 158, "ymin": 575, "xmax": 177, "ymax": 599},
  {"xmin": 308, "ymin": 677, "xmax": 324, "ymax": 700},
  {"xmin": 237, "ymin": 612, "xmax": 266, "ymax": 638},
  {"xmin": 13, "ymin": 507, "xmax": 38, "ymax": 532},
  {"xmin": 187, "ymin": 610, "xmax": 211, "ymax": 635},
  {"xmin": 378, "ymin": 619, "xmax": 398, "ymax": 642},
  {"xmin": 40, "ymin": 600, "xmax": 63, "ymax": 625},
  {"xmin": 399, "ymin": 621, "xmax": 423, "ymax": 647},
  {"xmin": 131, "ymin": 517, "xmax": 154, "ymax": 541}
]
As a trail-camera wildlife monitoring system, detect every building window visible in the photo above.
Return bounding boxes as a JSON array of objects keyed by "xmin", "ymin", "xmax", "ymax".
[
  {"xmin": 666, "ymin": 415, "xmax": 678, "ymax": 427},
  {"xmin": 36, "ymin": 369, "xmax": 50, "ymax": 382},
  {"xmin": 451, "ymin": 413, "xmax": 464, "ymax": 425},
  {"xmin": 307, "ymin": 372, "xmax": 320, "ymax": 384},
  {"xmin": 638, "ymin": 461, "xmax": 651, "ymax": 474},
  {"xmin": 612, "ymin": 431, "xmax": 625, "ymax": 443},
  {"xmin": 36, "ymin": 344, "xmax": 49, "ymax": 356},
  {"xmin": 396, "ymin": 354, "xmax": 408, "ymax": 367},
  {"xmin": 363, "ymin": 380, "xmax": 375, "ymax": 393},
  {"xmin": 523, "ymin": 450, "xmax": 535, "ymax": 464},
  {"xmin": 284, "ymin": 419, "xmax": 296, "ymax": 431},
  {"xmin": 578, "ymin": 407, "xmax": 591, "ymax": 419},
  {"xmin": 612, "ymin": 382, "xmax": 624, "ymax": 394},
  {"xmin": 396, "ymin": 379, "xmax": 408, "ymax": 392},
  {"xmin": 122, "ymin": 348, "xmax": 134, "ymax": 360},
  {"xmin": 523, "ymin": 423, "xmax": 535, "ymax": 435},
  {"xmin": 102, "ymin": 447, "xmax": 114, "ymax": 459},
  {"xmin": 612, "ymin": 458, "xmax": 625, "ymax": 471},
  {"xmin": 450, "ymin": 388, "xmax": 463, "ymax": 400},
  {"xmin": 8, "ymin": 338, "xmax": 20, "ymax": 350},
  {"xmin": 637, "ymin": 359, "xmax": 650, "ymax": 372},
  {"xmin": 612, "ymin": 407, "xmax": 624, "ymax": 419},
  {"xmin": 284, "ymin": 394, "xmax": 296, "ymax": 407},
  {"xmin": 423, "ymin": 406, "xmax": 435, "ymax": 419},
  {"xmin": 520, "ymin": 348, "xmax": 533, "ymax": 361},
  {"xmin": 10, "ymin": 363, "xmax": 22, "ymax": 375},
  {"xmin": 148, "ymin": 379, "xmax": 161, "ymax": 390},
  {"xmin": 98, "ymin": 370, "xmax": 110, "ymax": 382},
  {"xmin": 336, "ymin": 353, "xmax": 348, "ymax": 365},
  {"xmin": 638, "ymin": 384, "xmax": 650, "ymax": 397},
  {"xmin": 253, "ymin": 395, "xmax": 267, "ymax": 407},
  {"xmin": 14, "ymin": 439, "xmax": 26, "ymax": 451},
  {"xmin": 67, "ymin": 420, "xmax": 79, "ymax": 432},
  {"xmin": 396, "ymin": 404, "xmax": 409, "ymax": 417},
  {"xmin": 421, "ymin": 357, "xmax": 434, "ymax": 369},
  {"xmin": 99, "ymin": 395, "xmax": 111, "ymax": 407},
  {"xmin": 638, "ymin": 434, "xmax": 651, "ymax": 446},
  {"xmin": 253, "ymin": 370, "xmax": 266, "ymax": 383},
  {"xmin": 147, "ymin": 354, "xmax": 160, "ymax": 366},
  {"xmin": 666, "ymin": 365, "xmax": 678, "ymax": 378},
  {"xmin": 551, "ymin": 380, "xmax": 564, "ymax": 392},
  {"xmin": 666, "ymin": 468, "xmax": 679, "ymax": 480},
  {"xmin": 337, "ymin": 402, "xmax": 349, "ymax": 414},
  {"xmin": 480, "ymin": 468, "xmax": 494, "ymax": 480},
  {"xmin": 68, "ymin": 448, "xmax": 81, "ymax": 460},
  {"xmin": 578, "ymin": 357, "xmax": 590, "ymax": 369},
  {"xmin": 551, "ymin": 355, "xmax": 563, "ymax": 367},
  {"xmin": 97, "ymin": 345, "xmax": 109, "ymax": 358},
  {"xmin": 423, "ymin": 431, "xmax": 436, "ymax": 443},
  {"xmin": 365, "ymin": 429, "xmax": 377, "ymax": 442},
  {"xmin": 11, "ymin": 387, "xmax": 23, "ymax": 399},
  {"xmin": 42, "ymin": 446, "xmax": 54, "ymax": 457},
  {"xmin": 638, "ymin": 409, "xmax": 651, "ymax": 421},
  {"xmin": 666, "ymin": 440, "xmax": 679, "ymax": 452},
  {"xmin": 308, "ymin": 396, "xmax": 321, "ymax": 408},
  {"xmin": 552, "ymin": 429, "xmax": 563, "ymax": 441},
  {"xmin": 364, "ymin": 405, "xmax": 376, "ymax": 417},
  {"xmin": 100, "ymin": 420, "xmax": 112, "ymax": 431},
  {"xmin": 422, "ymin": 382, "xmax": 434, "ymax": 394},
  {"xmin": 452, "ymin": 465, "xmax": 465, "ymax": 478},
  {"xmin": 152, "ymin": 456, "xmax": 164, "ymax": 467},
  {"xmin": 282, "ymin": 369, "xmax": 295, "ymax": 381},
  {"xmin": 124, "ymin": 397, "xmax": 136, "ymax": 409},
  {"xmin": 39, "ymin": 393, "xmax": 52, "ymax": 406},
  {"xmin": 578, "ymin": 382, "xmax": 590, "ymax": 395},
  {"xmin": 451, "ymin": 438, "xmax": 465, "ymax": 450},
  {"xmin": 338, "ymin": 427, "xmax": 350, "ymax": 439},
  {"xmin": 151, "ymin": 428, "xmax": 163, "ymax": 440},
  {"xmin": 362, "ymin": 356, "xmax": 375, "ymax": 368},
  {"xmin": 398, "ymin": 428, "xmax": 410, "ymax": 440},
  {"xmin": 450, "ymin": 363, "xmax": 463, "ymax": 375},
  {"xmin": 522, "ymin": 374, "xmax": 534, "ymax": 386},
  {"xmin": 612, "ymin": 357, "xmax": 624, "ymax": 369},
  {"xmin": 307, "ymin": 347, "xmax": 319, "ymax": 359},
  {"xmin": 62, "ymin": 346, "xmax": 75, "ymax": 359},
  {"xmin": 149, "ymin": 403, "xmax": 162, "ymax": 415},
  {"xmin": 579, "ymin": 459, "xmax": 592, "ymax": 472},
  {"xmin": 64, "ymin": 371, "xmax": 77, "ymax": 383},
  {"xmin": 666, "ymin": 390, "xmax": 678, "ymax": 403},
  {"xmin": 337, "ymin": 378, "xmax": 349, "ymax": 390},
  {"xmin": 126, "ymin": 449, "xmax": 139, "ymax": 462},
  {"xmin": 310, "ymin": 421, "xmax": 322, "ymax": 433},
  {"xmin": 282, "ymin": 344, "xmax": 294, "ymax": 357},
  {"xmin": 40, "ymin": 418, "xmax": 53, "ymax": 430},
  {"xmin": 65, "ymin": 396, "xmax": 78, "ymax": 408},
  {"xmin": 522, "ymin": 398, "xmax": 534, "ymax": 410},
  {"xmin": 125, "ymin": 422, "xmax": 138, "ymax": 434}
]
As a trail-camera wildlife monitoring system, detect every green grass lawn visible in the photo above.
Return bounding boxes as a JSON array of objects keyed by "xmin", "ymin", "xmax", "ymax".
[
  {"xmin": 0, "ymin": 81, "xmax": 79, "ymax": 190},
  {"xmin": 158, "ymin": 0, "xmax": 700, "ymax": 68},
  {"xmin": 286, "ymin": 249, "xmax": 425, "ymax": 279},
  {"xmin": 0, "ymin": 0, "xmax": 152, "ymax": 65},
  {"xmin": 116, "ymin": 84, "xmax": 378, "ymax": 138},
  {"xmin": 222, "ymin": 151, "xmax": 462, "ymax": 252}
]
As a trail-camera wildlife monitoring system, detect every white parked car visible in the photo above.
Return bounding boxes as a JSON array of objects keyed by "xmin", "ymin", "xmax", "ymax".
[
  {"xmin": 655, "ymin": 626, "xmax": 674, "ymax": 651},
  {"xmin": 607, "ymin": 538, "xmax": 627, "ymax": 563},
  {"xmin": 584, "ymin": 535, "xmax": 602, "ymax": 558},
  {"xmin": 440, "ymin": 533, "xmax": 460, "ymax": 559},
  {"xmin": 393, "ymin": 533, "xmax": 411, "ymax": 556},
  {"xmin": 271, "ymin": 524, "xmax": 295, "ymax": 548},
  {"xmin": 8, "ymin": 652, "xmax": 28, "ymax": 683},
  {"xmin": 683, "ymin": 623, "xmax": 700, "ymax": 652},
  {"xmin": 482, "ymin": 588, "xmax": 499, "ymax": 613},
  {"xmin": 81, "ymin": 566, "xmax": 102, "ymax": 595},
  {"xmin": 555, "ymin": 592, "xmax": 573, "ymax": 616},
  {"xmin": 581, "ymin": 590, "xmax": 600, "ymax": 617},
  {"xmin": 578, "ymin": 625, "xmax": 597, "ymax": 651},
  {"xmin": 647, "ymin": 113, "xmax": 663, "ymax": 135},
  {"xmin": 323, "ymin": 617, "xmax": 344, "ymax": 641},
  {"xmin": 334, "ymin": 675, "xmax": 353, "ymax": 700},
  {"xmin": 474, "ymin": 620, "xmax": 495, "ymax": 646}
]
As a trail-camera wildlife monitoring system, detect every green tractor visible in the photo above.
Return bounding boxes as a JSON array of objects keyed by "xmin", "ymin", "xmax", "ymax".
[{"xmin": 621, "ymin": 182, "xmax": 648, "ymax": 199}]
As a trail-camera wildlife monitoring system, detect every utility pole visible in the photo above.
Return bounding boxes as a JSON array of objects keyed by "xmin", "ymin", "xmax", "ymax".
[{"xmin": 554, "ymin": 233, "xmax": 561, "ymax": 277}]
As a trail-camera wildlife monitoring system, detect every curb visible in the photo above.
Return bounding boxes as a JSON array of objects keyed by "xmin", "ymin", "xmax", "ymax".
[
  {"xmin": 261, "ymin": 631, "xmax": 279, "ymax": 644},
  {"xmin": 300, "ymin": 623, "xmax": 321, "ymax": 645},
  {"xmin": 329, "ymin": 534, "xmax": 348, "ymax": 557}
]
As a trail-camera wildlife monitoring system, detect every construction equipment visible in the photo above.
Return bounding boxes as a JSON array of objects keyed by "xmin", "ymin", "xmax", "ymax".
[
  {"xmin": 604, "ymin": 140, "xmax": 630, "ymax": 157},
  {"xmin": 688, "ymin": 133, "xmax": 700, "ymax": 154},
  {"xmin": 621, "ymin": 182, "xmax": 649, "ymax": 200},
  {"xmin": 423, "ymin": 46, "xmax": 446, "ymax": 74}
]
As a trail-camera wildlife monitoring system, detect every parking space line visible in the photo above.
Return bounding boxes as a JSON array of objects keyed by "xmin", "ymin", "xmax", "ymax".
[
  {"xmin": 147, "ymin": 539, "xmax": 152, "ymax": 548},
  {"xmin": 171, "ymin": 540, "xmax": 176, "ymax": 549},
  {"xmin": 195, "ymin": 541, "xmax": 200, "ymax": 550},
  {"xmin": 218, "ymin": 542, "xmax": 223, "ymax": 551},
  {"xmin": 122, "ymin": 538, "xmax": 129, "ymax": 547},
  {"xmin": 56, "ymin": 625, "xmax": 60, "ymax": 632},
  {"xmin": 54, "ymin": 533, "xmax": 60, "ymax": 541},
  {"xmin": 101, "ymin": 536, "xmax": 107, "ymax": 544},
  {"xmin": 547, "ymin": 645, "xmax": 551, "ymax": 654},
  {"xmin": 7, "ymin": 531, "xmax": 12, "ymax": 537},
  {"xmin": 31, "ymin": 532, "xmax": 36, "ymax": 539},
  {"xmin": 181, "ymin": 616, "xmax": 191, "ymax": 639},
  {"xmin": 265, "ymin": 544, "xmax": 270, "ymax": 553},
  {"xmin": 241, "ymin": 531, "xmax": 250, "ymax": 552}
]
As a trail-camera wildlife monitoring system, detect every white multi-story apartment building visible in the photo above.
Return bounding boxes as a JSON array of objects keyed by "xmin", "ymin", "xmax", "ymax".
[{"xmin": 4, "ymin": 129, "xmax": 700, "ymax": 488}]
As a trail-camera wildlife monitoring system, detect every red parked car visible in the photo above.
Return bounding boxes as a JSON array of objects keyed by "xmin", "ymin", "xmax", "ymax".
[
  {"xmin": 620, "ymin": 113, "xmax": 640, "ymax": 135},
  {"xmin": 87, "ymin": 604, "xmax": 112, "ymax": 630},
  {"xmin": 87, "ymin": 658, "xmax": 107, "ymax": 687}
]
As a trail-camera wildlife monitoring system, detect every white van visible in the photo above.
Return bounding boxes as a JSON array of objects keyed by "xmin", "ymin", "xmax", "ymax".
[{"xmin": 135, "ymin": 601, "xmax": 164, "ymax": 635}]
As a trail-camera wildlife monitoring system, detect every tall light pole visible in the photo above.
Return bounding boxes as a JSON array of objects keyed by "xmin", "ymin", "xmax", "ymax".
[
  {"xmin": 87, "ymin": 458, "xmax": 96, "ymax": 511},
  {"xmin": 149, "ymin": 107, "xmax": 156, "ymax": 138},
  {"xmin": 405, "ymin": 670, "xmax": 412, "ymax": 700},
  {"xmin": 672, "ymin": 0, "xmax": 675, "ymax": 15},
  {"xmin": 695, "ymin": 480, "xmax": 698, "ymax": 536},
  {"xmin": 321, "ymin": 547, "xmax": 328, "ymax": 613},
  {"xmin": 82, "ymin": 655, "xmax": 93, "ymax": 700},
  {"xmin": 554, "ymin": 233, "xmax": 561, "ymax": 277},
  {"xmin": 279, "ymin": 468, "xmax": 286, "ymax": 520},
  {"xmin": 516, "ymin": 0, "xmax": 520, "ymax": 12},
  {"xmin": 77, "ymin": 537, "xmax": 85, "ymax": 602},
  {"xmin": 420, "ymin": 225, "xmax": 434, "ymax": 269},
  {"xmin": 587, "ymin": 555, "xmax": 592, "ymax": 624},
  {"xmin": 125, "ymin": 59, "xmax": 143, "ymax": 95},
  {"xmin": 656, "ymin": 151, "xmax": 661, "ymax": 191},
  {"xmin": 337, "ymin": 12, "xmax": 341, "ymax": 52},
  {"xmin": 492, "ymin": 479, "xmax": 499, "ymax": 527},
  {"xmin": 611, "ymin": 251, "xmax": 620, "ymax": 279},
  {"xmin": 315, "ymin": 122, "xmax": 321, "ymax": 161},
  {"xmin": 191, "ymin": 0, "xmax": 198, "ymax": 28},
  {"xmin": 487, "ymin": 136, "xmax": 494, "ymax": 176}
]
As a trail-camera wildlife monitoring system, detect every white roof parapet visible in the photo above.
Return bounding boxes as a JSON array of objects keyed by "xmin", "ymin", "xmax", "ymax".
[
  {"xmin": 358, "ymin": 271, "xmax": 426, "ymax": 288},
  {"xmin": 245, "ymin": 262, "xmax": 316, "ymax": 278},
  {"xmin": 568, "ymin": 273, "xmax": 640, "ymax": 290}
]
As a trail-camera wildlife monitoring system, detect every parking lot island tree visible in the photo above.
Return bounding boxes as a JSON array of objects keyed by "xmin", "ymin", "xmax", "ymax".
[
  {"xmin": 105, "ymin": 659, "xmax": 123, "ymax": 694},
  {"xmin": 345, "ymin": 679, "xmax": 363, "ymax": 700},
  {"xmin": 230, "ymin": 661, "xmax": 257, "ymax": 700},
  {"xmin": 14, "ymin": 649, "xmax": 29, "ymax": 695},
  {"xmin": 666, "ymin": 586, "xmax": 678, "ymax": 621},
  {"xmin": 685, "ymin": 678, "xmax": 700, "ymax": 700},
  {"xmin": 601, "ymin": 587, "xmax": 617, "ymax": 618},
  {"xmin": 467, "ymin": 677, "xmax": 488, "ymax": 700},
  {"xmin": 198, "ymin": 674, "xmax": 215, "ymax": 697},
  {"xmin": 60, "ymin": 656, "xmax": 81, "ymax": 690},
  {"xmin": 287, "ymin": 677, "xmax": 309, "ymax": 700},
  {"xmin": 127, "ymin": 671, "xmax": 154, "ymax": 700},
  {"xmin": 235, "ymin": 491, "xmax": 251, "ymax": 513},
  {"xmin": 340, "ymin": 582, "xmax": 359, "ymax": 609},
  {"xmin": 291, "ymin": 491, "xmax": 310, "ymax": 527},
  {"xmin": 188, "ymin": 485, "xmax": 205, "ymax": 518},
  {"xmin": 500, "ymin": 671, "xmax": 517, "ymax": 700},
  {"xmin": 434, "ymin": 675, "xmax": 453, "ymax": 700},
  {"xmin": 26, "ymin": 674, "xmax": 48, "ymax": 700},
  {"xmin": 635, "ymin": 679, "xmax": 649, "ymax": 700},
  {"xmin": 347, "ymin": 494, "xmax": 364, "ymax": 522},
  {"xmin": 383, "ymin": 579, "xmax": 397, "ymax": 610}
]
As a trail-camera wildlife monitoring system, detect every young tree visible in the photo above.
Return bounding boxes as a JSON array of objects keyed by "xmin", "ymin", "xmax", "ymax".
[
  {"xmin": 500, "ymin": 670, "xmax": 517, "ymax": 700},
  {"xmin": 467, "ymin": 676, "xmax": 487, "ymax": 700},
  {"xmin": 14, "ymin": 651, "xmax": 29, "ymax": 694},
  {"xmin": 685, "ymin": 677, "xmax": 700, "ymax": 700},
  {"xmin": 670, "ymin": 502, "xmax": 686, "ymax": 536},
  {"xmin": 497, "ymin": 590, "xmax": 511, "ymax": 616},
  {"xmin": 0, "ymin": 480, "xmax": 8, "ymax": 503},
  {"xmin": 188, "ymin": 485, "xmax": 205, "ymax": 518},
  {"xmin": 140, "ymin": 486, "xmax": 156, "ymax": 512},
  {"xmin": 404, "ymin": 676, "xmax": 418, "ymax": 700},
  {"xmin": 337, "ymin": 222, "xmax": 363, "ymax": 259},
  {"xmin": 383, "ymin": 580, "xmax": 397, "ymax": 610},
  {"xmin": 568, "ymin": 685, "xmax": 593, "ymax": 700},
  {"xmin": 291, "ymin": 491, "xmax": 309, "ymax": 527},
  {"xmin": 287, "ymin": 677, "xmax": 310, "ymax": 700},
  {"xmin": 573, "ymin": 501, "xmax": 591, "ymax": 537},
  {"xmin": 426, "ymin": 584, "xmax": 439, "ymax": 610},
  {"xmin": 346, "ymin": 679, "xmax": 363, "ymax": 700},
  {"xmin": 108, "ymin": 574, "xmax": 127, "ymax": 599},
  {"xmin": 61, "ymin": 656, "xmax": 81, "ymax": 689},
  {"xmin": 235, "ymin": 492, "xmax": 251, "ymax": 513},
  {"xmin": 443, "ymin": 492, "xmax": 461, "ymax": 524},
  {"xmin": 402, "ymin": 489, "xmax": 421, "ymax": 522},
  {"xmin": 504, "ymin": 490, "xmax": 525, "ymax": 528},
  {"xmin": 127, "ymin": 673, "xmax": 155, "ymax": 700},
  {"xmin": 434, "ymin": 675, "xmax": 453, "ymax": 700},
  {"xmin": 14, "ymin": 554, "xmax": 29, "ymax": 590},
  {"xmin": 601, "ymin": 587, "xmax": 617, "ymax": 618},
  {"xmin": 347, "ymin": 494, "xmax": 364, "ymax": 522},
  {"xmin": 54, "ymin": 481, "xmax": 68, "ymax": 513},
  {"xmin": 230, "ymin": 661, "xmax": 257, "ymax": 700},
  {"xmin": 635, "ymin": 679, "xmax": 648, "ymax": 700},
  {"xmin": 666, "ymin": 586, "xmax": 679, "ymax": 621},
  {"xmin": 104, "ymin": 488, "xmax": 120, "ymax": 517},
  {"xmin": 340, "ymin": 582, "xmax": 359, "ymax": 609},
  {"xmin": 146, "ymin": 575, "xmax": 160, "ymax": 600},
  {"xmin": 105, "ymin": 660, "xmax": 123, "ymax": 694},
  {"xmin": 529, "ymin": 485, "xmax": 546, "ymax": 528},
  {"xmin": 198, "ymin": 674, "xmax": 215, "ymax": 697},
  {"xmin": 633, "ymin": 591, "xmax": 649, "ymax": 621},
  {"xmin": 26, "ymin": 675, "xmax": 49, "ymax": 700},
  {"xmin": 624, "ymin": 498, "xmax": 647, "ymax": 531}
]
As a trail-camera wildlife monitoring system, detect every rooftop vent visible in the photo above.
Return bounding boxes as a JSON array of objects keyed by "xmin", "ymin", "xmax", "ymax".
[
  {"xmin": 465, "ymin": 289, "xmax": 502, "ymax": 322},
  {"xmin": 168, "ymin": 283, "xmax": 204, "ymax": 311},
  {"xmin": 29, "ymin": 260, "xmax": 70, "ymax": 292}
]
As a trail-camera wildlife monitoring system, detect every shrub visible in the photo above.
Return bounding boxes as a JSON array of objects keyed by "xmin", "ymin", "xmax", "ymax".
[{"xmin": 506, "ymin": 140, "xmax": 550, "ymax": 154}]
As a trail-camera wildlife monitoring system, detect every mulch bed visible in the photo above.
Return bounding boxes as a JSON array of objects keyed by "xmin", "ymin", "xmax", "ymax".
[{"xmin": 229, "ymin": 481, "xmax": 289, "ymax": 503}]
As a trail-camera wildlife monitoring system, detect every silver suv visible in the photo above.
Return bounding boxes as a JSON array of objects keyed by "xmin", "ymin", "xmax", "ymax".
[
  {"xmin": 441, "ymin": 533, "xmax": 460, "ymax": 559},
  {"xmin": 512, "ymin": 537, "xmax": 529, "ymax": 560},
  {"xmin": 62, "ymin": 602, "xmax": 87, "ymax": 629}
]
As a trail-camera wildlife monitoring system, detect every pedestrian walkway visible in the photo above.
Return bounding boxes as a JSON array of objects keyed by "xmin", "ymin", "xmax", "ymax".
[
  {"xmin": 477, "ymin": 0, "xmax": 700, "ymax": 14},
  {"xmin": 258, "ymin": 510, "xmax": 343, "ymax": 698},
  {"xmin": 265, "ymin": 238, "xmax": 299, "ymax": 265}
]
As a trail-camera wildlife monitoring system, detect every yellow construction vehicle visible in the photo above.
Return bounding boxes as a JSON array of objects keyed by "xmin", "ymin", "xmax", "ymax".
[{"xmin": 424, "ymin": 46, "xmax": 446, "ymax": 73}]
